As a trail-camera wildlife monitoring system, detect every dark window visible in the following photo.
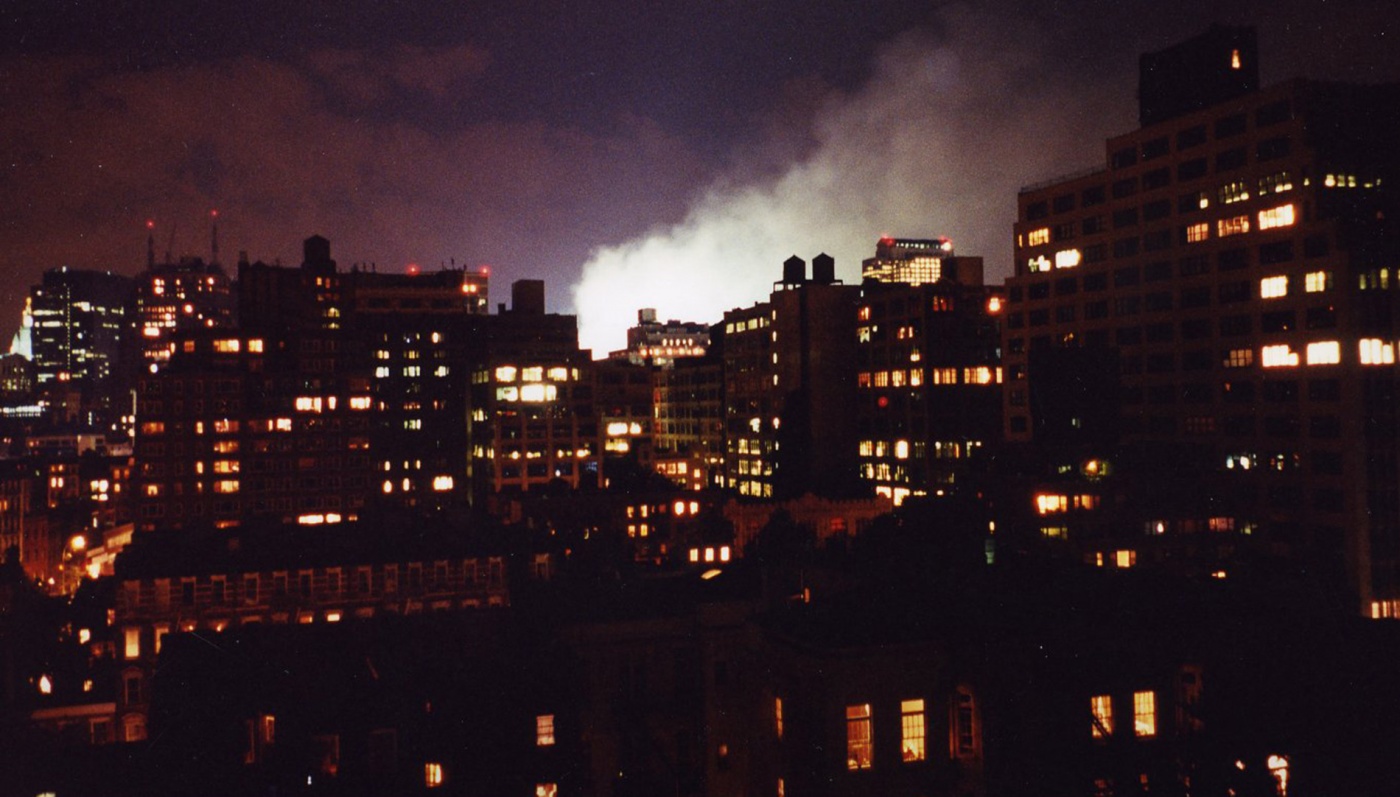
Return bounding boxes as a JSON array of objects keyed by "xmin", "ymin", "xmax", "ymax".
[
  {"xmin": 1029, "ymin": 309, "xmax": 1050, "ymax": 326},
  {"xmin": 1261, "ymin": 310, "xmax": 1296, "ymax": 333},
  {"xmin": 1145, "ymin": 292, "xmax": 1173, "ymax": 312},
  {"xmin": 1083, "ymin": 273, "xmax": 1108, "ymax": 291},
  {"xmin": 1305, "ymin": 305, "xmax": 1337, "ymax": 329},
  {"xmin": 1177, "ymin": 125, "xmax": 1208, "ymax": 149},
  {"xmin": 1178, "ymin": 191, "xmax": 1208, "ymax": 213},
  {"xmin": 1026, "ymin": 201, "xmax": 1049, "ymax": 221},
  {"xmin": 1145, "ymin": 322, "xmax": 1174, "ymax": 342},
  {"xmin": 1007, "ymin": 312, "xmax": 1024, "ymax": 329},
  {"xmin": 1181, "ymin": 317, "xmax": 1211, "ymax": 339},
  {"xmin": 1304, "ymin": 234, "xmax": 1330, "ymax": 258},
  {"xmin": 1112, "ymin": 177, "xmax": 1139, "ymax": 198},
  {"xmin": 1182, "ymin": 380, "xmax": 1212, "ymax": 399},
  {"xmin": 1144, "ymin": 261, "xmax": 1173, "ymax": 282},
  {"xmin": 1179, "ymin": 255, "xmax": 1209, "ymax": 276},
  {"xmin": 1264, "ymin": 416, "xmax": 1301, "ymax": 438},
  {"xmin": 1180, "ymin": 286, "xmax": 1211, "ymax": 308},
  {"xmin": 1220, "ymin": 315, "xmax": 1252, "ymax": 336},
  {"xmin": 1256, "ymin": 99, "xmax": 1291, "ymax": 126},
  {"xmin": 1218, "ymin": 248, "xmax": 1249, "ymax": 271},
  {"xmin": 1028, "ymin": 281, "xmax": 1050, "ymax": 299},
  {"xmin": 1082, "ymin": 185, "xmax": 1107, "ymax": 206},
  {"xmin": 1142, "ymin": 167, "xmax": 1171, "ymax": 190},
  {"xmin": 1055, "ymin": 277, "xmax": 1078, "ymax": 296},
  {"xmin": 1181, "ymin": 350, "xmax": 1215, "ymax": 372},
  {"xmin": 1114, "ymin": 266, "xmax": 1140, "ymax": 287},
  {"xmin": 1257, "ymin": 136, "xmax": 1291, "ymax": 162},
  {"xmin": 1143, "ymin": 199, "xmax": 1171, "ymax": 221},
  {"xmin": 1142, "ymin": 136, "xmax": 1170, "ymax": 159},
  {"xmin": 1084, "ymin": 243, "xmax": 1108, "ymax": 263},
  {"xmin": 1262, "ymin": 381, "xmax": 1298, "ymax": 402},
  {"xmin": 1010, "ymin": 416, "xmax": 1028, "ymax": 433},
  {"xmin": 1223, "ymin": 414, "xmax": 1256, "ymax": 435},
  {"xmin": 1086, "ymin": 329, "xmax": 1110, "ymax": 347},
  {"xmin": 1115, "ymin": 296, "xmax": 1142, "ymax": 317},
  {"xmin": 1216, "ymin": 147, "xmax": 1247, "ymax": 172},
  {"xmin": 1085, "ymin": 300, "xmax": 1109, "ymax": 319},
  {"xmin": 1313, "ymin": 451, "xmax": 1343, "ymax": 474},
  {"xmin": 1082, "ymin": 215, "xmax": 1105, "ymax": 235},
  {"xmin": 1314, "ymin": 488, "xmax": 1343, "ymax": 512},
  {"xmin": 1310, "ymin": 416, "xmax": 1342, "ymax": 439},
  {"xmin": 1120, "ymin": 356, "xmax": 1143, "ymax": 375},
  {"xmin": 1007, "ymin": 337, "xmax": 1025, "ymax": 354},
  {"xmin": 1113, "ymin": 208, "xmax": 1140, "ymax": 229},
  {"xmin": 1113, "ymin": 237, "xmax": 1140, "ymax": 258},
  {"xmin": 1215, "ymin": 113, "xmax": 1247, "ymax": 138},
  {"xmin": 1054, "ymin": 222, "xmax": 1076, "ymax": 241},
  {"xmin": 1111, "ymin": 146, "xmax": 1138, "ymax": 169},
  {"xmin": 1143, "ymin": 229, "xmax": 1173, "ymax": 251},
  {"xmin": 1115, "ymin": 326, "xmax": 1143, "ymax": 345},
  {"xmin": 1055, "ymin": 304, "xmax": 1076, "ymax": 323},
  {"xmin": 1308, "ymin": 379, "xmax": 1341, "ymax": 401},
  {"xmin": 1222, "ymin": 381, "xmax": 1255, "ymax": 403},
  {"xmin": 1146, "ymin": 353, "xmax": 1175, "ymax": 373},
  {"xmin": 1053, "ymin": 193, "xmax": 1076, "ymax": 214},
  {"xmin": 1177, "ymin": 158, "xmax": 1208, "ymax": 181},
  {"xmin": 1259, "ymin": 241, "xmax": 1294, "ymax": 265},
  {"xmin": 1008, "ymin": 286, "xmax": 1023, "ymax": 302},
  {"xmin": 1218, "ymin": 282, "xmax": 1250, "ymax": 304}
]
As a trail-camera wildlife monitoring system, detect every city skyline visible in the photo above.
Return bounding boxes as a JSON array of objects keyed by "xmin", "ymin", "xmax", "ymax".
[{"xmin": 1, "ymin": 1, "xmax": 1396, "ymax": 354}]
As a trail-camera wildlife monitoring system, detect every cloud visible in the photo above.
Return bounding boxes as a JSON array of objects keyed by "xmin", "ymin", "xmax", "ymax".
[
  {"xmin": 570, "ymin": 6, "xmax": 1133, "ymax": 354},
  {"xmin": 0, "ymin": 46, "xmax": 707, "ymax": 336}
]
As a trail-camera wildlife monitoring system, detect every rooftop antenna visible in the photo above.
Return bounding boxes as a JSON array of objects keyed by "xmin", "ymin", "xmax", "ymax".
[
  {"xmin": 145, "ymin": 219, "xmax": 156, "ymax": 269},
  {"xmin": 165, "ymin": 219, "xmax": 177, "ymax": 266},
  {"xmin": 210, "ymin": 209, "xmax": 220, "ymax": 265}
]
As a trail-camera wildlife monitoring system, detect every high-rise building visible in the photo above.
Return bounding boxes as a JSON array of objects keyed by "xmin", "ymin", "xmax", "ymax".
[
  {"xmin": 616, "ymin": 308, "xmax": 710, "ymax": 366},
  {"xmin": 134, "ymin": 257, "xmax": 234, "ymax": 367},
  {"xmin": 1002, "ymin": 26, "xmax": 1400, "ymax": 614},
  {"xmin": 855, "ymin": 238, "xmax": 1004, "ymax": 504},
  {"xmin": 29, "ymin": 268, "xmax": 132, "ymax": 389},
  {"xmin": 721, "ymin": 254, "xmax": 861, "ymax": 499}
]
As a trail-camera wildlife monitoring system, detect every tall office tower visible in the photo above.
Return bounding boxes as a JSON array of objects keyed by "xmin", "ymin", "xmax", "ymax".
[
  {"xmin": 349, "ymin": 266, "xmax": 490, "ymax": 514},
  {"xmin": 136, "ymin": 237, "xmax": 495, "ymax": 529},
  {"xmin": 29, "ymin": 268, "xmax": 133, "ymax": 388},
  {"xmin": 722, "ymin": 254, "xmax": 861, "ymax": 499},
  {"xmin": 1002, "ymin": 26, "xmax": 1400, "ymax": 614},
  {"xmin": 134, "ymin": 252, "xmax": 234, "ymax": 367},
  {"xmin": 855, "ymin": 238, "xmax": 1004, "ymax": 505},
  {"xmin": 653, "ymin": 339, "xmax": 725, "ymax": 490},
  {"xmin": 467, "ymin": 280, "xmax": 599, "ymax": 504}
]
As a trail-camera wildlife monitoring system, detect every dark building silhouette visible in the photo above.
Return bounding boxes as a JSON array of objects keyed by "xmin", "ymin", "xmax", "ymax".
[{"xmin": 1004, "ymin": 27, "xmax": 1400, "ymax": 614}]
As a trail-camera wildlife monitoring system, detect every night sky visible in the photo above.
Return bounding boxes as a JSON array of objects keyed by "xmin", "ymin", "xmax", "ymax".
[{"xmin": 2, "ymin": 0, "xmax": 1396, "ymax": 352}]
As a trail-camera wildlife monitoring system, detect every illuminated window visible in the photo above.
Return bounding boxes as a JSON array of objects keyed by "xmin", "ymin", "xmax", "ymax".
[
  {"xmin": 522, "ymin": 366, "xmax": 544, "ymax": 382},
  {"xmin": 1258, "ymin": 203, "xmax": 1296, "ymax": 230},
  {"xmin": 1133, "ymin": 691, "xmax": 1156, "ymax": 737},
  {"xmin": 775, "ymin": 697, "xmax": 784, "ymax": 739},
  {"xmin": 1360, "ymin": 338, "xmax": 1396, "ymax": 365},
  {"xmin": 954, "ymin": 690, "xmax": 977, "ymax": 755},
  {"xmin": 1219, "ymin": 181, "xmax": 1250, "ymax": 204},
  {"xmin": 214, "ymin": 480, "xmax": 240, "ymax": 494},
  {"xmin": 1261, "ymin": 345, "xmax": 1299, "ymax": 368},
  {"xmin": 1091, "ymin": 695, "xmax": 1113, "ymax": 739},
  {"xmin": 1027, "ymin": 227, "xmax": 1050, "ymax": 246},
  {"xmin": 536, "ymin": 785, "xmax": 558, "ymax": 797},
  {"xmin": 900, "ymin": 699, "xmax": 926, "ymax": 762},
  {"xmin": 1306, "ymin": 340, "xmax": 1340, "ymax": 365},
  {"xmin": 1114, "ymin": 550, "xmax": 1136, "ymax": 568},
  {"xmin": 846, "ymin": 704, "xmax": 873, "ymax": 770},
  {"xmin": 1027, "ymin": 255, "xmax": 1051, "ymax": 273},
  {"xmin": 1304, "ymin": 271, "xmax": 1332, "ymax": 293},
  {"xmin": 1218, "ymin": 215, "xmax": 1250, "ymax": 237},
  {"xmin": 1036, "ymin": 494, "xmax": 1068, "ymax": 514},
  {"xmin": 1185, "ymin": 222, "xmax": 1209, "ymax": 243},
  {"xmin": 213, "ymin": 339, "xmax": 240, "ymax": 353},
  {"xmin": 124, "ymin": 627, "xmax": 140, "ymax": 659},
  {"xmin": 425, "ymin": 762, "xmax": 444, "ymax": 788},
  {"xmin": 536, "ymin": 714, "xmax": 555, "ymax": 746},
  {"xmin": 1260, "ymin": 276, "xmax": 1288, "ymax": 299},
  {"xmin": 1224, "ymin": 348, "xmax": 1254, "ymax": 368},
  {"xmin": 1055, "ymin": 249, "xmax": 1082, "ymax": 269},
  {"xmin": 494, "ymin": 366, "xmax": 517, "ymax": 382}
]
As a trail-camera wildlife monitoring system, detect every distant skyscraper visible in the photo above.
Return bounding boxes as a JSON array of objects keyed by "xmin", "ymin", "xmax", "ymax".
[
  {"xmin": 134, "ymin": 256, "xmax": 234, "ymax": 366},
  {"xmin": 855, "ymin": 238, "xmax": 1003, "ymax": 504},
  {"xmin": 28, "ymin": 267, "xmax": 132, "ymax": 389}
]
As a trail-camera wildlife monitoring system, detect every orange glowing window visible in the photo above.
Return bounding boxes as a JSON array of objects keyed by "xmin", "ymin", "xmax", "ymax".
[{"xmin": 846, "ymin": 704, "xmax": 873, "ymax": 770}]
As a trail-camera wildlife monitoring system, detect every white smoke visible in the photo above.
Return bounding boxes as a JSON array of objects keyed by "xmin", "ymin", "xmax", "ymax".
[{"xmin": 572, "ymin": 6, "xmax": 1130, "ymax": 354}]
